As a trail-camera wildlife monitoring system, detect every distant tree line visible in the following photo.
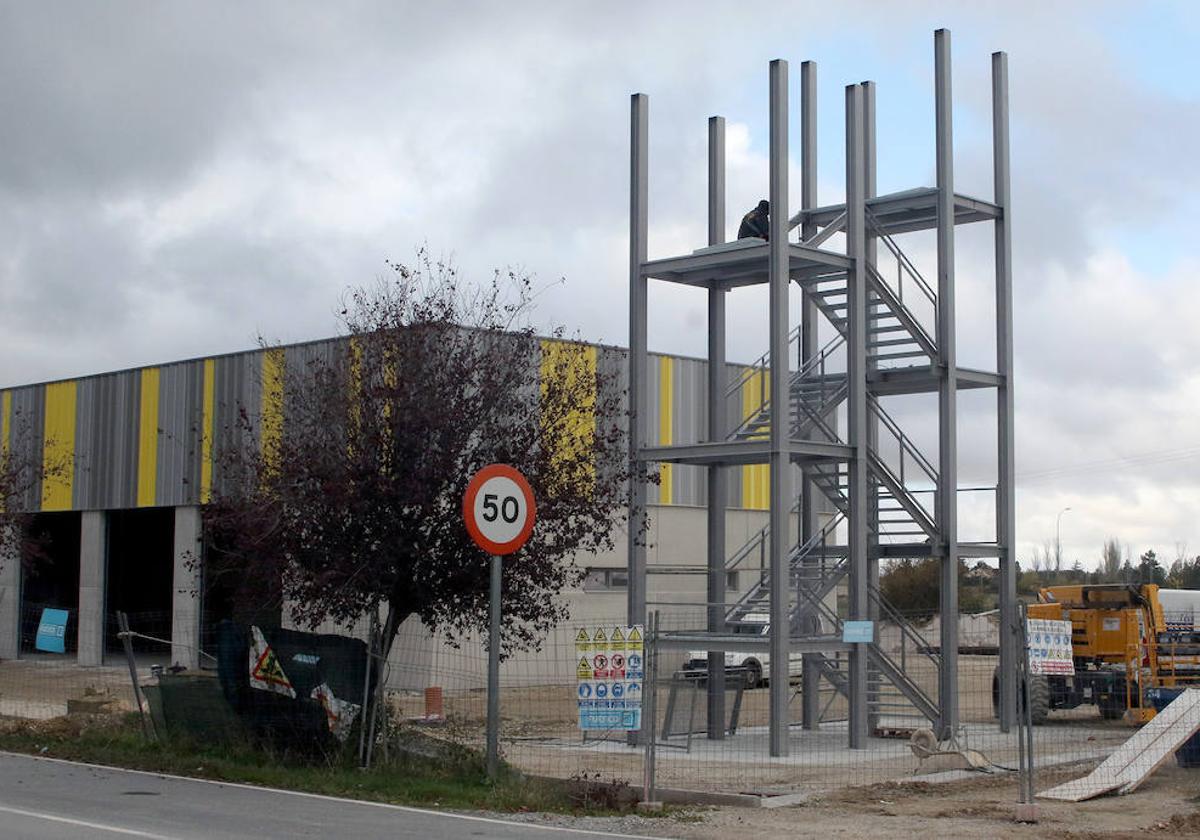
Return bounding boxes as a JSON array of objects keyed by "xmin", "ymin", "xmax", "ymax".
[{"xmin": 878, "ymin": 536, "xmax": 1200, "ymax": 618}]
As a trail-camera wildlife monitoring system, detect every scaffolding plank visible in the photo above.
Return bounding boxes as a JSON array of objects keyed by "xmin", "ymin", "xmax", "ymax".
[{"xmin": 1038, "ymin": 689, "xmax": 1200, "ymax": 802}]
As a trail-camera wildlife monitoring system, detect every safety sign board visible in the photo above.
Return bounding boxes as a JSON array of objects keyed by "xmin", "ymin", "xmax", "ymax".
[
  {"xmin": 34, "ymin": 608, "xmax": 69, "ymax": 654},
  {"xmin": 575, "ymin": 623, "xmax": 644, "ymax": 731},
  {"xmin": 1026, "ymin": 618, "xmax": 1076, "ymax": 676}
]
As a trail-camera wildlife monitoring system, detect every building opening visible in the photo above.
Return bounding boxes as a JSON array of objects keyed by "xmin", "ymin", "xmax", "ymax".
[
  {"xmin": 104, "ymin": 508, "xmax": 174, "ymax": 659},
  {"xmin": 19, "ymin": 512, "xmax": 81, "ymax": 655}
]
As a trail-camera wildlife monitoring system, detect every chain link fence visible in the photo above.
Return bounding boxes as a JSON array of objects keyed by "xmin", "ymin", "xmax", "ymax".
[{"xmin": 2, "ymin": 605, "xmax": 1197, "ymax": 813}]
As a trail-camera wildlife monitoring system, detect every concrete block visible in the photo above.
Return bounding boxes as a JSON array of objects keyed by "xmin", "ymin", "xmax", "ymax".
[
  {"xmin": 0, "ymin": 526, "xmax": 20, "ymax": 660},
  {"xmin": 77, "ymin": 511, "xmax": 107, "ymax": 666},
  {"xmin": 171, "ymin": 506, "xmax": 202, "ymax": 669}
]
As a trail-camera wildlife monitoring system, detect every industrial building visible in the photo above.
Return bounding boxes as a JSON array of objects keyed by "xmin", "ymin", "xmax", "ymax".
[{"xmin": 0, "ymin": 336, "xmax": 790, "ymax": 677}]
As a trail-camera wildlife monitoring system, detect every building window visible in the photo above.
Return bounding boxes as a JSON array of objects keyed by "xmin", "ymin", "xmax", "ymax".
[
  {"xmin": 726, "ymin": 570, "xmax": 739, "ymax": 592},
  {"xmin": 583, "ymin": 568, "xmax": 628, "ymax": 591}
]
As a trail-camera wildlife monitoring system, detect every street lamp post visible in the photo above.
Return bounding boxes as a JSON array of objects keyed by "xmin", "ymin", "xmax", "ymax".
[{"xmin": 1055, "ymin": 506, "xmax": 1071, "ymax": 572}]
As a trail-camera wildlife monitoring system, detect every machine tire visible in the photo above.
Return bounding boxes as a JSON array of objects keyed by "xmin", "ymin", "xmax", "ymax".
[
  {"xmin": 744, "ymin": 660, "xmax": 762, "ymax": 690},
  {"xmin": 1027, "ymin": 674, "xmax": 1050, "ymax": 724},
  {"xmin": 993, "ymin": 665, "xmax": 1049, "ymax": 725}
]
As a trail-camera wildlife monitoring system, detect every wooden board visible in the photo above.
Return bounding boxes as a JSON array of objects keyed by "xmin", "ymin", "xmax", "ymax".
[{"xmin": 1039, "ymin": 689, "xmax": 1200, "ymax": 802}]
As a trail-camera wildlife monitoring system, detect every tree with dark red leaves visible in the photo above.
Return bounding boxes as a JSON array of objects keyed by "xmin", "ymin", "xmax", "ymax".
[{"xmin": 204, "ymin": 251, "xmax": 645, "ymax": 663}]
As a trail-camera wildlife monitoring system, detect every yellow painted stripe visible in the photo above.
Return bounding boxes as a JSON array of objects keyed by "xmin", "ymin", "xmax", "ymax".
[
  {"xmin": 200, "ymin": 358, "xmax": 215, "ymax": 503},
  {"xmin": 261, "ymin": 349, "xmax": 285, "ymax": 475},
  {"xmin": 658, "ymin": 355, "xmax": 673, "ymax": 505},
  {"xmin": 41, "ymin": 380, "xmax": 77, "ymax": 511},
  {"xmin": 741, "ymin": 367, "xmax": 769, "ymax": 510},
  {"xmin": 539, "ymin": 339, "xmax": 597, "ymax": 491},
  {"xmin": 137, "ymin": 368, "xmax": 160, "ymax": 507}
]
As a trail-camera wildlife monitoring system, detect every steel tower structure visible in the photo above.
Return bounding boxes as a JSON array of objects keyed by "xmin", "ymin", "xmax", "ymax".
[{"xmin": 627, "ymin": 30, "xmax": 1018, "ymax": 755}]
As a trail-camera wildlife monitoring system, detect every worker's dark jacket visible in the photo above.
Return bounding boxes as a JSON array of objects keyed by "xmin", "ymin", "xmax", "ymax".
[{"xmin": 738, "ymin": 208, "xmax": 769, "ymax": 240}]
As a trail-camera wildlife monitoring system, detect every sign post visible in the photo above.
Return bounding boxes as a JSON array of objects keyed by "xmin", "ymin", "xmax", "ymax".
[{"xmin": 462, "ymin": 464, "xmax": 536, "ymax": 780}]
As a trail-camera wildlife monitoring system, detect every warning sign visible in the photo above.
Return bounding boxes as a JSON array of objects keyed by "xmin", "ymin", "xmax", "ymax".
[
  {"xmin": 575, "ymin": 623, "xmax": 643, "ymax": 731},
  {"xmin": 1027, "ymin": 618, "xmax": 1075, "ymax": 676},
  {"xmin": 592, "ymin": 653, "xmax": 609, "ymax": 679},
  {"xmin": 249, "ymin": 626, "xmax": 297, "ymax": 698}
]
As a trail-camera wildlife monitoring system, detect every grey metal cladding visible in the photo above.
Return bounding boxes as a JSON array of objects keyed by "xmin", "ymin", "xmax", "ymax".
[
  {"xmin": 8, "ymin": 385, "xmax": 44, "ymax": 511},
  {"xmin": 156, "ymin": 360, "xmax": 204, "ymax": 507},
  {"xmin": 72, "ymin": 377, "xmax": 96, "ymax": 510},
  {"xmin": 211, "ymin": 352, "xmax": 260, "ymax": 499},
  {"xmin": 82, "ymin": 371, "xmax": 140, "ymax": 510}
]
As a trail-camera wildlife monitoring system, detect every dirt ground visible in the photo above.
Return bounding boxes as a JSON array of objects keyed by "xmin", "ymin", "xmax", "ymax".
[{"xmin": 627, "ymin": 765, "xmax": 1199, "ymax": 839}]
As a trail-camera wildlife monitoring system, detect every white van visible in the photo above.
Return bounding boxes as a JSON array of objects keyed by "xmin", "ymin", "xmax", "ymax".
[{"xmin": 681, "ymin": 613, "xmax": 807, "ymax": 689}]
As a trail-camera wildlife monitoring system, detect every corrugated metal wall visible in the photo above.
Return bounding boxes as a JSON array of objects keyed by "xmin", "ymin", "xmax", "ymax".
[{"xmin": 0, "ymin": 337, "xmax": 770, "ymax": 514}]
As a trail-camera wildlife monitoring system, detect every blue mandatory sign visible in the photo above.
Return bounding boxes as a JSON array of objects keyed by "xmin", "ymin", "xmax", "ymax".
[
  {"xmin": 626, "ymin": 682, "xmax": 642, "ymax": 699},
  {"xmin": 628, "ymin": 653, "xmax": 642, "ymax": 670},
  {"xmin": 35, "ymin": 608, "xmax": 69, "ymax": 654},
  {"xmin": 595, "ymin": 682, "xmax": 608, "ymax": 699},
  {"xmin": 578, "ymin": 683, "xmax": 592, "ymax": 700},
  {"xmin": 611, "ymin": 682, "xmax": 625, "ymax": 699}
]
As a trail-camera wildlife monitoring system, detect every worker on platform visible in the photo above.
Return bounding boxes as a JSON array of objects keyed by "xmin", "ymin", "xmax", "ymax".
[{"xmin": 738, "ymin": 199, "xmax": 770, "ymax": 241}]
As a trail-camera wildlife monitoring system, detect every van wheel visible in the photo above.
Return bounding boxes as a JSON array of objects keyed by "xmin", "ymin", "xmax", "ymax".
[{"xmin": 744, "ymin": 660, "xmax": 762, "ymax": 690}]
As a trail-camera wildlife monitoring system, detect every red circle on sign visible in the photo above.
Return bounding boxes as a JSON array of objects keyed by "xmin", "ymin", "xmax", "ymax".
[{"xmin": 462, "ymin": 464, "xmax": 537, "ymax": 556}]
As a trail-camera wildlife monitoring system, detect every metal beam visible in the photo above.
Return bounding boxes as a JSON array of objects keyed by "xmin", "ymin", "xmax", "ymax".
[
  {"xmin": 845, "ymin": 81, "xmax": 870, "ymax": 749},
  {"xmin": 640, "ymin": 439, "xmax": 853, "ymax": 466},
  {"xmin": 799, "ymin": 58, "xmax": 821, "ymax": 732},
  {"xmin": 656, "ymin": 633, "xmax": 851, "ymax": 654},
  {"xmin": 627, "ymin": 93, "xmax": 649, "ymax": 641},
  {"xmin": 934, "ymin": 28, "xmax": 959, "ymax": 740},
  {"xmin": 706, "ymin": 114, "xmax": 728, "ymax": 741},
  {"xmin": 794, "ymin": 188, "xmax": 1001, "ymax": 232},
  {"xmin": 992, "ymin": 50, "xmax": 1018, "ymax": 733},
  {"xmin": 767, "ymin": 58, "xmax": 791, "ymax": 758}
]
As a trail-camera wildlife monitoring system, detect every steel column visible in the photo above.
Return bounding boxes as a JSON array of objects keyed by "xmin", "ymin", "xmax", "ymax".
[
  {"xmin": 992, "ymin": 50, "xmax": 1018, "ymax": 733},
  {"xmin": 767, "ymin": 58, "xmax": 791, "ymax": 758},
  {"xmin": 934, "ymin": 28, "xmax": 960, "ymax": 739},
  {"xmin": 799, "ymin": 59, "xmax": 822, "ymax": 731},
  {"xmin": 862, "ymin": 79, "xmax": 881, "ymax": 736},
  {"xmin": 845, "ymin": 82, "xmax": 870, "ymax": 749},
  {"xmin": 627, "ymin": 94, "xmax": 649, "ymax": 636},
  {"xmin": 706, "ymin": 114, "xmax": 728, "ymax": 741}
]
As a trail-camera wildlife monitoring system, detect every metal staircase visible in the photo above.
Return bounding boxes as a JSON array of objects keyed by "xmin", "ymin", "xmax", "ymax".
[{"xmin": 715, "ymin": 223, "xmax": 945, "ymax": 725}]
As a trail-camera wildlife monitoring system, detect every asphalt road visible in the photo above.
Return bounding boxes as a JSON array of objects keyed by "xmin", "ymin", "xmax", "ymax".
[{"xmin": 0, "ymin": 753, "xmax": 660, "ymax": 840}]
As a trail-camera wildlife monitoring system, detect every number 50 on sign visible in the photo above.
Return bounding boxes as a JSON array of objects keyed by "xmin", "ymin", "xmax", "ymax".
[{"xmin": 462, "ymin": 464, "xmax": 537, "ymax": 555}]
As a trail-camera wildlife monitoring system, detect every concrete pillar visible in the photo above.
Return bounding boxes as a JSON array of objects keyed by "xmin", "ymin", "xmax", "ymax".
[
  {"xmin": 172, "ymin": 506, "xmax": 202, "ymax": 669},
  {"xmin": 0, "ymin": 525, "xmax": 20, "ymax": 660},
  {"xmin": 77, "ymin": 511, "xmax": 107, "ymax": 666}
]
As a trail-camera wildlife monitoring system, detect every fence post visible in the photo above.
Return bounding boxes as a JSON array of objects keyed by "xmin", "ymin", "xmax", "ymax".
[
  {"xmin": 117, "ymin": 611, "xmax": 155, "ymax": 742},
  {"xmin": 640, "ymin": 610, "xmax": 660, "ymax": 810},
  {"xmin": 1015, "ymin": 602, "xmax": 1038, "ymax": 822}
]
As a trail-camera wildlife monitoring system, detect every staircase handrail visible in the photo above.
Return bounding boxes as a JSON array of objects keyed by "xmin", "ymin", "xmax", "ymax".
[
  {"xmin": 866, "ymin": 209, "xmax": 937, "ymax": 309},
  {"xmin": 869, "ymin": 397, "xmax": 938, "ymax": 486},
  {"xmin": 868, "ymin": 583, "xmax": 942, "ymax": 670},
  {"xmin": 726, "ymin": 333, "xmax": 844, "ymax": 441},
  {"xmin": 724, "ymin": 323, "xmax": 802, "ymax": 401}
]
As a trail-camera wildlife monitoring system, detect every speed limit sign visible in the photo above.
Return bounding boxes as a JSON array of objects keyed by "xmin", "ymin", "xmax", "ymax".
[{"xmin": 462, "ymin": 464, "xmax": 536, "ymax": 555}]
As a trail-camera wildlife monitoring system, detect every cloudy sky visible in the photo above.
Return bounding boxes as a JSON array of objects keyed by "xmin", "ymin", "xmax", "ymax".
[{"xmin": 2, "ymin": 1, "xmax": 1198, "ymax": 570}]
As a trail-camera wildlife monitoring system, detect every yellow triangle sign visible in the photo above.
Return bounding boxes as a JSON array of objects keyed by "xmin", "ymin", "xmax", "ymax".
[
  {"xmin": 593, "ymin": 627, "xmax": 607, "ymax": 642},
  {"xmin": 628, "ymin": 626, "xmax": 642, "ymax": 641},
  {"xmin": 611, "ymin": 627, "xmax": 625, "ymax": 643},
  {"xmin": 575, "ymin": 628, "xmax": 590, "ymax": 643},
  {"xmin": 576, "ymin": 656, "xmax": 592, "ymax": 678}
]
